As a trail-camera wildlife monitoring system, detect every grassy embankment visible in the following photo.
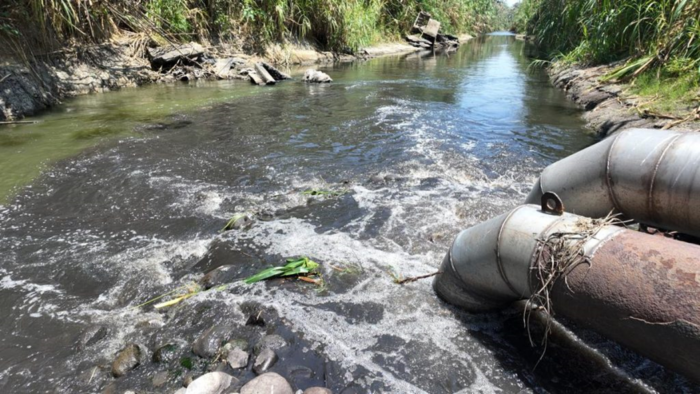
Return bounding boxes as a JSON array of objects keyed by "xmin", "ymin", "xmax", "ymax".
[
  {"xmin": 1, "ymin": 0, "xmax": 511, "ymax": 56},
  {"xmin": 511, "ymin": 0, "xmax": 700, "ymax": 116}
]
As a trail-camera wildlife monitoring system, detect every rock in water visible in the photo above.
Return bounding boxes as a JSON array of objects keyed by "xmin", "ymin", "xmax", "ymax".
[
  {"xmin": 303, "ymin": 388, "xmax": 333, "ymax": 394},
  {"xmin": 192, "ymin": 325, "xmax": 233, "ymax": 358},
  {"xmin": 185, "ymin": 371, "xmax": 235, "ymax": 394},
  {"xmin": 75, "ymin": 325, "xmax": 107, "ymax": 351},
  {"xmin": 227, "ymin": 348, "xmax": 249, "ymax": 369},
  {"xmin": 151, "ymin": 371, "xmax": 169, "ymax": 388},
  {"xmin": 200, "ymin": 265, "xmax": 239, "ymax": 289},
  {"xmin": 253, "ymin": 348, "xmax": 278, "ymax": 374},
  {"xmin": 303, "ymin": 69, "xmax": 332, "ymax": 83},
  {"xmin": 111, "ymin": 344, "xmax": 141, "ymax": 377},
  {"xmin": 253, "ymin": 334, "xmax": 287, "ymax": 354},
  {"xmin": 152, "ymin": 343, "xmax": 179, "ymax": 363},
  {"xmin": 240, "ymin": 372, "xmax": 294, "ymax": 394}
]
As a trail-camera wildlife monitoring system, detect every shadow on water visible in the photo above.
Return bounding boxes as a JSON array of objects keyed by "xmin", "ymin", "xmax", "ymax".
[{"xmin": 0, "ymin": 34, "xmax": 694, "ymax": 393}]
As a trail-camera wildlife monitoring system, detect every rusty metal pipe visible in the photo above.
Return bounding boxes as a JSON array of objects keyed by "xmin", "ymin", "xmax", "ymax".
[
  {"xmin": 434, "ymin": 204, "xmax": 700, "ymax": 381},
  {"xmin": 525, "ymin": 128, "xmax": 700, "ymax": 238}
]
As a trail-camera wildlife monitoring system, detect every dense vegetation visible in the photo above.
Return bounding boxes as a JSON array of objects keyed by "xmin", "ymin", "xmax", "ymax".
[
  {"xmin": 1, "ymin": 0, "xmax": 511, "ymax": 53},
  {"xmin": 511, "ymin": 0, "xmax": 700, "ymax": 111}
]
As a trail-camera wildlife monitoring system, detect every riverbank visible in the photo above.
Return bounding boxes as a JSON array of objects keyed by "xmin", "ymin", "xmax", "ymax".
[
  {"xmin": 0, "ymin": 35, "xmax": 432, "ymax": 122},
  {"xmin": 549, "ymin": 62, "xmax": 700, "ymax": 137}
]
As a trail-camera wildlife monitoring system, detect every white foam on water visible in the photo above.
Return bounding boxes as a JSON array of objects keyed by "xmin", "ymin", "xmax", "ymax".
[
  {"xmin": 222, "ymin": 217, "xmax": 527, "ymax": 392},
  {"xmin": 0, "ymin": 274, "xmax": 61, "ymax": 294}
]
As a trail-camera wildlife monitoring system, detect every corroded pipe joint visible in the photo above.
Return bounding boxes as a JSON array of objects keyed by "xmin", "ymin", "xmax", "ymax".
[
  {"xmin": 434, "ymin": 204, "xmax": 700, "ymax": 382},
  {"xmin": 433, "ymin": 205, "xmax": 621, "ymax": 312},
  {"xmin": 526, "ymin": 128, "xmax": 700, "ymax": 237}
]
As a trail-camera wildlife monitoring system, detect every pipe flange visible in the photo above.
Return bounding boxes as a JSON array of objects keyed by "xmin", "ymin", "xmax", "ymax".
[{"xmin": 541, "ymin": 192, "xmax": 564, "ymax": 215}]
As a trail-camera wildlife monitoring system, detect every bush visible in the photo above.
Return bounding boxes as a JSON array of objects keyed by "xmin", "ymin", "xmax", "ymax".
[{"xmin": 1, "ymin": 0, "xmax": 513, "ymax": 53}]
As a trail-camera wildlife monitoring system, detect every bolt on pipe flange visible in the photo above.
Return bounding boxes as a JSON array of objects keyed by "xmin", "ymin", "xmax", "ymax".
[{"xmin": 541, "ymin": 191, "xmax": 564, "ymax": 215}]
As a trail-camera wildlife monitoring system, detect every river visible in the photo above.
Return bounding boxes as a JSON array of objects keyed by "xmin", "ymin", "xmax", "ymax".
[{"xmin": 0, "ymin": 34, "xmax": 692, "ymax": 393}]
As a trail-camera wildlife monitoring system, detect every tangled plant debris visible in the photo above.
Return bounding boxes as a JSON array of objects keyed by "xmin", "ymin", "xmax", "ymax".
[
  {"xmin": 524, "ymin": 212, "xmax": 628, "ymax": 360},
  {"xmin": 134, "ymin": 257, "xmax": 323, "ymax": 310}
]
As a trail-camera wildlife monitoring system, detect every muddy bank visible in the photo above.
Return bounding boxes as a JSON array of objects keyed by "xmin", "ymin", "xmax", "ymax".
[
  {"xmin": 0, "ymin": 37, "xmax": 423, "ymax": 122},
  {"xmin": 549, "ymin": 63, "xmax": 700, "ymax": 136}
]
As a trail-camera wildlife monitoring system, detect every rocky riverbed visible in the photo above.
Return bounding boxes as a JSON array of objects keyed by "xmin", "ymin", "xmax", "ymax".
[{"xmin": 0, "ymin": 34, "xmax": 424, "ymax": 122}]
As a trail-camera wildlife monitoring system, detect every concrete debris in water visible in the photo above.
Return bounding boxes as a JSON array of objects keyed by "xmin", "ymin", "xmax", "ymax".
[
  {"xmin": 146, "ymin": 42, "xmax": 251, "ymax": 83},
  {"xmin": 303, "ymin": 69, "xmax": 332, "ymax": 83},
  {"xmin": 247, "ymin": 62, "xmax": 292, "ymax": 86},
  {"xmin": 148, "ymin": 42, "xmax": 205, "ymax": 69},
  {"xmin": 405, "ymin": 11, "xmax": 460, "ymax": 51}
]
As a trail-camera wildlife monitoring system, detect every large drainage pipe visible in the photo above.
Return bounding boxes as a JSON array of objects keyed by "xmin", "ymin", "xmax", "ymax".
[
  {"xmin": 525, "ymin": 128, "xmax": 700, "ymax": 238},
  {"xmin": 433, "ymin": 202, "xmax": 700, "ymax": 382}
]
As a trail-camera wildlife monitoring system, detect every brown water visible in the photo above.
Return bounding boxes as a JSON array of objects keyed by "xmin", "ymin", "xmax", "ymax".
[{"xmin": 0, "ymin": 34, "xmax": 694, "ymax": 393}]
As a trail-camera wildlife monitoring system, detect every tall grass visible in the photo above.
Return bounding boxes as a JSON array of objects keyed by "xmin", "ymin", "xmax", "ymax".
[
  {"xmin": 1, "ymin": 0, "xmax": 512, "ymax": 54},
  {"xmin": 512, "ymin": 0, "xmax": 700, "ymax": 86}
]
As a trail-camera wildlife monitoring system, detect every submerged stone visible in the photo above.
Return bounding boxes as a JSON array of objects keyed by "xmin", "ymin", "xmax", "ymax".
[
  {"xmin": 253, "ymin": 334, "xmax": 286, "ymax": 355},
  {"xmin": 152, "ymin": 343, "xmax": 179, "ymax": 363},
  {"xmin": 200, "ymin": 265, "xmax": 239, "ymax": 289},
  {"xmin": 253, "ymin": 348, "xmax": 278, "ymax": 374},
  {"xmin": 192, "ymin": 325, "xmax": 233, "ymax": 358},
  {"xmin": 111, "ymin": 343, "xmax": 141, "ymax": 377},
  {"xmin": 75, "ymin": 325, "xmax": 107, "ymax": 351},
  {"xmin": 221, "ymin": 338, "xmax": 249, "ymax": 355},
  {"xmin": 151, "ymin": 371, "xmax": 169, "ymax": 388}
]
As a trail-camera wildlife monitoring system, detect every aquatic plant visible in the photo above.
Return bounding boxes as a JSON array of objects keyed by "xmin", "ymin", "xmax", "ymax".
[{"xmin": 244, "ymin": 256, "xmax": 320, "ymax": 284}]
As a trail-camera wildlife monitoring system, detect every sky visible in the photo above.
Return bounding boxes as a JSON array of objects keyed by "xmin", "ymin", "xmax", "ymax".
[{"xmin": 504, "ymin": 0, "xmax": 519, "ymax": 6}]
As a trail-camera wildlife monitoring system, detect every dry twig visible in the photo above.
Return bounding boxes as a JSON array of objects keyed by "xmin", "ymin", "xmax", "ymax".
[{"xmin": 393, "ymin": 271, "xmax": 441, "ymax": 285}]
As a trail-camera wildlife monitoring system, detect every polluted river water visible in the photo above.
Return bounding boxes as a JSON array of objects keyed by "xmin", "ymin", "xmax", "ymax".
[{"xmin": 0, "ymin": 33, "xmax": 695, "ymax": 393}]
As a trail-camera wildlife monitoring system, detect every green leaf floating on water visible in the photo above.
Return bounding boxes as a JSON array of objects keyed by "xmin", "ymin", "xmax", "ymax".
[{"xmin": 244, "ymin": 257, "xmax": 320, "ymax": 284}]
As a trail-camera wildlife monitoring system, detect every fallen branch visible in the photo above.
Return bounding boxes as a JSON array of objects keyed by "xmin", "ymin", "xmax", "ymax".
[{"xmin": 662, "ymin": 106, "xmax": 700, "ymax": 130}]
